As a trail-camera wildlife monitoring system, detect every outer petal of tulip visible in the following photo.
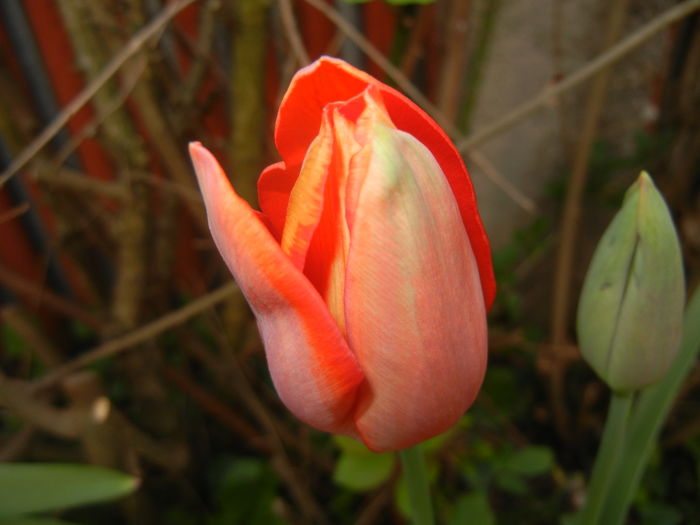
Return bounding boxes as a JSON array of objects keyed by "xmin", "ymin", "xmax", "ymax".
[
  {"xmin": 189, "ymin": 143, "xmax": 365, "ymax": 434},
  {"xmin": 256, "ymin": 161, "xmax": 293, "ymax": 241},
  {"xmin": 344, "ymin": 124, "xmax": 487, "ymax": 452},
  {"xmin": 268, "ymin": 56, "xmax": 495, "ymax": 309}
]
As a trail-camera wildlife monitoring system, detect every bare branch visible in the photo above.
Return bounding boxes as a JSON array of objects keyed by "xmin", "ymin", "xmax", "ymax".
[{"xmin": 0, "ymin": 0, "xmax": 196, "ymax": 187}]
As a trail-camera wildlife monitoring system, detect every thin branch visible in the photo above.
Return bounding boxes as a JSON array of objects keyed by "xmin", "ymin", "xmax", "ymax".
[
  {"xmin": 161, "ymin": 363, "xmax": 271, "ymax": 453},
  {"xmin": 548, "ymin": 0, "xmax": 631, "ymax": 440},
  {"xmin": 302, "ymin": 0, "xmax": 534, "ymax": 213},
  {"xmin": 303, "ymin": 0, "xmax": 449, "ymax": 132},
  {"xmin": 0, "ymin": 0, "xmax": 196, "ymax": 187},
  {"xmin": 50, "ymin": 54, "xmax": 148, "ymax": 170},
  {"xmin": 0, "ymin": 374, "xmax": 87, "ymax": 439},
  {"xmin": 0, "ymin": 425, "xmax": 35, "ymax": 462},
  {"xmin": 0, "ymin": 203, "xmax": 29, "ymax": 224},
  {"xmin": 278, "ymin": 0, "xmax": 309, "ymax": 66},
  {"xmin": 37, "ymin": 167, "xmax": 128, "ymax": 200},
  {"xmin": 456, "ymin": 0, "xmax": 700, "ymax": 150},
  {"xmin": 31, "ymin": 281, "xmax": 240, "ymax": 393},
  {"xmin": 0, "ymin": 263, "xmax": 108, "ymax": 330},
  {"xmin": 468, "ymin": 149, "xmax": 537, "ymax": 213}
]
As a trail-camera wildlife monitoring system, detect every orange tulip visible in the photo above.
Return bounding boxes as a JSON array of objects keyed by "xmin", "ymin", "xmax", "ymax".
[{"xmin": 189, "ymin": 57, "xmax": 495, "ymax": 452}]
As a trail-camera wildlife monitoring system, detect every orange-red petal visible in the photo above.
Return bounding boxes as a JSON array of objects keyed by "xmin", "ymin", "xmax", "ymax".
[
  {"xmin": 189, "ymin": 142, "xmax": 364, "ymax": 434},
  {"xmin": 257, "ymin": 161, "xmax": 294, "ymax": 241},
  {"xmin": 343, "ymin": 125, "xmax": 487, "ymax": 452},
  {"xmin": 274, "ymin": 57, "xmax": 495, "ymax": 309}
]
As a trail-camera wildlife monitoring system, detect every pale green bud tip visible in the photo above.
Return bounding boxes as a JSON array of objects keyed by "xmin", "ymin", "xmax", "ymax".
[{"xmin": 576, "ymin": 171, "xmax": 685, "ymax": 392}]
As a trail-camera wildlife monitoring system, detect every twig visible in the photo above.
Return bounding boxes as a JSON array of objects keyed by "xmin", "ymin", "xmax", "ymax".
[
  {"xmin": 49, "ymin": 54, "xmax": 148, "ymax": 170},
  {"xmin": 161, "ymin": 363, "xmax": 271, "ymax": 453},
  {"xmin": 1, "ymin": 306, "xmax": 63, "ymax": 366},
  {"xmin": 437, "ymin": 0, "xmax": 472, "ymax": 119},
  {"xmin": 456, "ymin": 0, "xmax": 700, "ymax": 150},
  {"xmin": 0, "ymin": 373, "xmax": 86, "ymax": 439},
  {"xmin": 0, "ymin": 425, "xmax": 35, "ymax": 462},
  {"xmin": 229, "ymin": 0, "xmax": 268, "ymax": 205},
  {"xmin": 458, "ymin": 0, "xmax": 503, "ymax": 132},
  {"xmin": 278, "ymin": 0, "xmax": 309, "ymax": 66},
  {"xmin": 303, "ymin": 0, "xmax": 534, "ymax": 213},
  {"xmin": 0, "ymin": 263, "xmax": 108, "ymax": 330},
  {"xmin": 178, "ymin": 0, "xmax": 221, "ymax": 108},
  {"xmin": 133, "ymin": 171, "xmax": 204, "ymax": 205},
  {"xmin": 468, "ymin": 149, "xmax": 537, "ymax": 213},
  {"xmin": 36, "ymin": 166, "xmax": 127, "ymax": 200},
  {"xmin": 203, "ymin": 310, "xmax": 330, "ymax": 524},
  {"xmin": 30, "ymin": 281, "xmax": 240, "ymax": 393},
  {"xmin": 0, "ymin": 203, "xmax": 29, "ymax": 224},
  {"xmin": 303, "ymin": 0, "xmax": 449, "ymax": 132},
  {"xmin": 0, "ymin": 0, "xmax": 196, "ymax": 187},
  {"xmin": 547, "ymin": 0, "xmax": 632, "ymax": 440}
]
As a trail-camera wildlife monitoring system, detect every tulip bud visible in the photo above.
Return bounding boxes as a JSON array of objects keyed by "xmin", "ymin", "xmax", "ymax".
[{"xmin": 576, "ymin": 172, "xmax": 685, "ymax": 392}]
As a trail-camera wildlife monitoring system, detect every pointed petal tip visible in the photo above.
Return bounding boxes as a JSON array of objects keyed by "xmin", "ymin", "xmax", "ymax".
[{"xmin": 188, "ymin": 141, "xmax": 212, "ymax": 167}]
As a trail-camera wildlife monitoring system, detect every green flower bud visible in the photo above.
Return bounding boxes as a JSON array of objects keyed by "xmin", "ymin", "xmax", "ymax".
[{"xmin": 576, "ymin": 172, "xmax": 685, "ymax": 392}]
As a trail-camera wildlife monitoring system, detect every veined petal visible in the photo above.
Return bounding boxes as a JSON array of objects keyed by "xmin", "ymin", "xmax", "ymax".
[
  {"xmin": 343, "ymin": 127, "xmax": 487, "ymax": 452},
  {"xmin": 189, "ymin": 143, "xmax": 364, "ymax": 434},
  {"xmin": 280, "ymin": 111, "xmax": 335, "ymax": 270},
  {"xmin": 274, "ymin": 58, "xmax": 370, "ymax": 172},
  {"xmin": 275, "ymin": 56, "xmax": 495, "ymax": 309},
  {"xmin": 257, "ymin": 161, "xmax": 294, "ymax": 241}
]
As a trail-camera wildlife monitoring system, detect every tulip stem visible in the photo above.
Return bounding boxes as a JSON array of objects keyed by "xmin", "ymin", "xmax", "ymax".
[
  {"xmin": 399, "ymin": 445, "xmax": 435, "ymax": 525},
  {"xmin": 601, "ymin": 287, "xmax": 700, "ymax": 525},
  {"xmin": 579, "ymin": 391, "xmax": 633, "ymax": 525}
]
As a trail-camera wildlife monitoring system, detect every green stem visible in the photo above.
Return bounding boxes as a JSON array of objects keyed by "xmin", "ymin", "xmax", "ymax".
[
  {"xmin": 579, "ymin": 391, "xmax": 633, "ymax": 525},
  {"xmin": 601, "ymin": 287, "xmax": 700, "ymax": 525},
  {"xmin": 398, "ymin": 445, "xmax": 434, "ymax": 525}
]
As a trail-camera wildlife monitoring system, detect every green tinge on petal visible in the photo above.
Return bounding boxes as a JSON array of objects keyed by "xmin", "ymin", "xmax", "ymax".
[
  {"xmin": 345, "ymin": 120, "xmax": 487, "ymax": 452},
  {"xmin": 577, "ymin": 172, "xmax": 685, "ymax": 392}
]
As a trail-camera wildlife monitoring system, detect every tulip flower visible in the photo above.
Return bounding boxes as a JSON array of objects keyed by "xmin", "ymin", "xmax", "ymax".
[
  {"xmin": 577, "ymin": 172, "xmax": 685, "ymax": 392},
  {"xmin": 189, "ymin": 57, "xmax": 495, "ymax": 452}
]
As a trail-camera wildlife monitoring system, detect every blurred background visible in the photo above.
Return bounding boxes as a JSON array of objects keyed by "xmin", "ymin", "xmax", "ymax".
[{"xmin": 0, "ymin": 0, "xmax": 698, "ymax": 523}]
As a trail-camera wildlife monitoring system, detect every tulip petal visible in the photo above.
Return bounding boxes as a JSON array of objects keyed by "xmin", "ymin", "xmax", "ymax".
[
  {"xmin": 275, "ymin": 56, "xmax": 495, "ymax": 309},
  {"xmin": 257, "ymin": 161, "xmax": 294, "ymax": 240},
  {"xmin": 189, "ymin": 143, "xmax": 364, "ymax": 434},
  {"xmin": 343, "ymin": 127, "xmax": 487, "ymax": 452},
  {"xmin": 280, "ymin": 112, "xmax": 336, "ymax": 270}
]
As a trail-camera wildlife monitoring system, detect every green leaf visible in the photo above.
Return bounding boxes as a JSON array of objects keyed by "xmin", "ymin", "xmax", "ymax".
[
  {"xmin": 494, "ymin": 471, "xmax": 528, "ymax": 495},
  {"xmin": 1, "ymin": 324, "xmax": 25, "ymax": 358},
  {"xmin": 421, "ymin": 428, "xmax": 453, "ymax": 453},
  {"xmin": 333, "ymin": 450, "xmax": 394, "ymax": 491},
  {"xmin": 0, "ymin": 519, "xmax": 78, "ymax": 525},
  {"xmin": 333, "ymin": 435, "xmax": 368, "ymax": 455},
  {"xmin": 503, "ymin": 446, "xmax": 554, "ymax": 476},
  {"xmin": 448, "ymin": 491, "xmax": 495, "ymax": 525},
  {"xmin": 394, "ymin": 463, "xmax": 438, "ymax": 517},
  {"xmin": 208, "ymin": 457, "xmax": 286, "ymax": 525},
  {"xmin": 0, "ymin": 463, "xmax": 137, "ymax": 518}
]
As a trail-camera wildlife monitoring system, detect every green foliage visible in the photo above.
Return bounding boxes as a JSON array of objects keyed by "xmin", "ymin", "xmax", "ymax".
[
  {"xmin": 1, "ymin": 324, "xmax": 25, "ymax": 358},
  {"xmin": 333, "ymin": 437, "xmax": 395, "ymax": 491},
  {"xmin": 501, "ymin": 446, "xmax": 554, "ymax": 476},
  {"xmin": 492, "ymin": 217, "xmax": 550, "ymax": 321},
  {"xmin": 447, "ymin": 491, "xmax": 495, "ymax": 525},
  {"xmin": 393, "ymin": 462, "xmax": 438, "ymax": 518},
  {"xmin": 0, "ymin": 518, "xmax": 77, "ymax": 525},
  {"xmin": 206, "ymin": 457, "xmax": 287, "ymax": 525},
  {"xmin": 0, "ymin": 463, "xmax": 137, "ymax": 519}
]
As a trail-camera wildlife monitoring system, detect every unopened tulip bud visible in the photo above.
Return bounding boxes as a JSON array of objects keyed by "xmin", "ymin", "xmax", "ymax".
[{"xmin": 577, "ymin": 172, "xmax": 685, "ymax": 392}]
